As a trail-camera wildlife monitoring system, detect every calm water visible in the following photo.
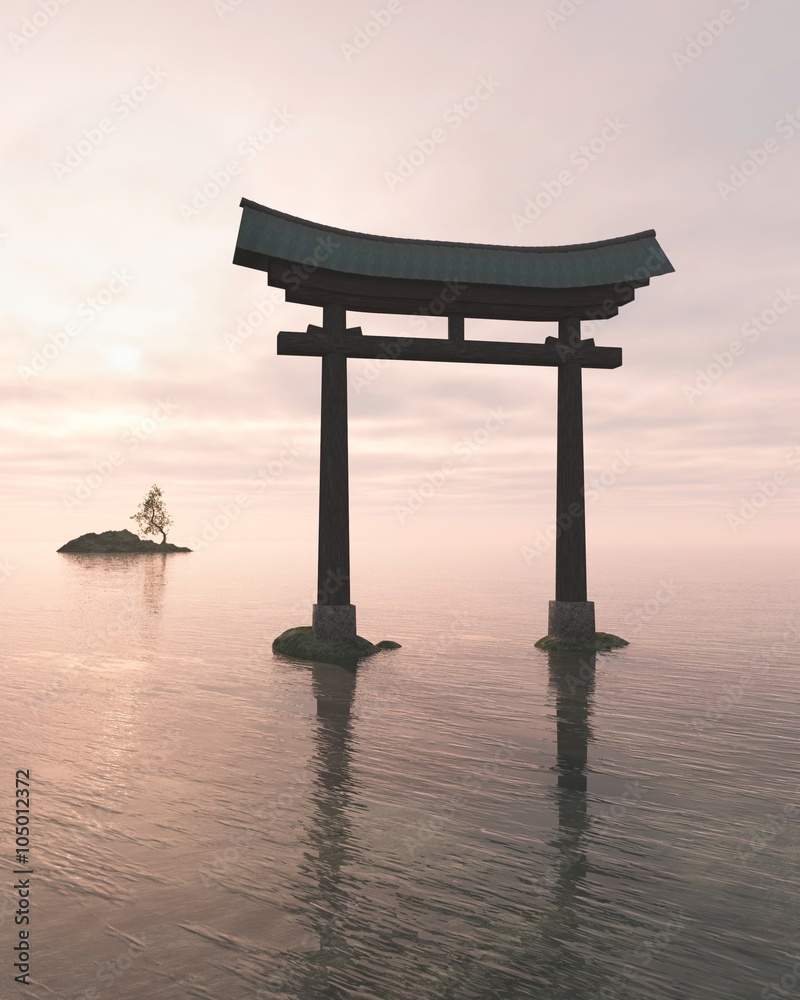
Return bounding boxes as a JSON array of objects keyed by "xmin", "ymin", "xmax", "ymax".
[{"xmin": 1, "ymin": 539, "xmax": 799, "ymax": 999}]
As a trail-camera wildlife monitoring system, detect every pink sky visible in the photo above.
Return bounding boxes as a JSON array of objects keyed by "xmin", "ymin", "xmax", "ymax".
[{"xmin": 2, "ymin": 0, "xmax": 798, "ymax": 555}]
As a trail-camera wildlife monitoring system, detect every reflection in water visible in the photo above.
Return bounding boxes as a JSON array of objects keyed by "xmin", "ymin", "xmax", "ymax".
[
  {"xmin": 275, "ymin": 650, "xmax": 602, "ymax": 999},
  {"xmin": 140, "ymin": 552, "xmax": 169, "ymax": 615},
  {"xmin": 288, "ymin": 661, "xmax": 360, "ymax": 997},
  {"xmin": 54, "ymin": 552, "xmax": 174, "ymax": 819},
  {"xmin": 9, "ymin": 542, "xmax": 796, "ymax": 997},
  {"xmin": 549, "ymin": 649, "xmax": 595, "ymax": 888},
  {"xmin": 58, "ymin": 551, "xmax": 170, "ymax": 654},
  {"xmin": 533, "ymin": 650, "xmax": 597, "ymax": 995},
  {"xmin": 442, "ymin": 650, "xmax": 600, "ymax": 999}
]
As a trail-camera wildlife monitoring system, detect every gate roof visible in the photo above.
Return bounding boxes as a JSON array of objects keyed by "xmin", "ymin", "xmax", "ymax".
[{"xmin": 234, "ymin": 199, "xmax": 674, "ymax": 321}]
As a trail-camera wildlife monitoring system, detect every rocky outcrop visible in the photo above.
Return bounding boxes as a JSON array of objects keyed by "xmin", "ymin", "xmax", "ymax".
[
  {"xmin": 57, "ymin": 529, "xmax": 191, "ymax": 553},
  {"xmin": 273, "ymin": 626, "xmax": 401, "ymax": 666},
  {"xmin": 534, "ymin": 632, "xmax": 628, "ymax": 651}
]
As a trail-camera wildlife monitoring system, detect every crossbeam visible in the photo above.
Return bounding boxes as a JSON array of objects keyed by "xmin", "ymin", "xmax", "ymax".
[{"xmin": 277, "ymin": 329, "xmax": 622, "ymax": 369}]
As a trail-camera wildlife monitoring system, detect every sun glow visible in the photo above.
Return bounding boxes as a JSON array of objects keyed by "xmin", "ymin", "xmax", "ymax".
[{"xmin": 104, "ymin": 344, "xmax": 141, "ymax": 373}]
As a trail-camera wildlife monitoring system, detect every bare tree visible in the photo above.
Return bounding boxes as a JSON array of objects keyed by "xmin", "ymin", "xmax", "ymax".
[{"xmin": 131, "ymin": 484, "xmax": 174, "ymax": 545}]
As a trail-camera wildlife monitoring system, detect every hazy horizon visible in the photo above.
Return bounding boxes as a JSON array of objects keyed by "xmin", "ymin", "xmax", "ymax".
[{"xmin": 2, "ymin": 0, "xmax": 798, "ymax": 552}]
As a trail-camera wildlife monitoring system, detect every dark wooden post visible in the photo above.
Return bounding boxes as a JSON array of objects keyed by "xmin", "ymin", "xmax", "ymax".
[
  {"xmin": 555, "ymin": 317, "xmax": 587, "ymax": 602},
  {"xmin": 314, "ymin": 303, "xmax": 355, "ymax": 637},
  {"xmin": 548, "ymin": 316, "xmax": 595, "ymax": 639},
  {"xmin": 448, "ymin": 314, "xmax": 464, "ymax": 344}
]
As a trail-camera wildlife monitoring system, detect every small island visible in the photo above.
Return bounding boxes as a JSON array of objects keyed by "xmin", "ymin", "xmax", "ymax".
[
  {"xmin": 57, "ymin": 529, "xmax": 192, "ymax": 554},
  {"xmin": 58, "ymin": 486, "xmax": 191, "ymax": 554}
]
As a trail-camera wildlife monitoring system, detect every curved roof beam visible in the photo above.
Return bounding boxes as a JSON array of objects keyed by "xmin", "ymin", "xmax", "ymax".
[{"xmin": 233, "ymin": 199, "xmax": 674, "ymax": 322}]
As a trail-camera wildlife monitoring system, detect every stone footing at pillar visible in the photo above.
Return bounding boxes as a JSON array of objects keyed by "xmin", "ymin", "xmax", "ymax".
[
  {"xmin": 313, "ymin": 603, "xmax": 357, "ymax": 639},
  {"xmin": 273, "ymin": 626, "xmax": 402, "ymax": 667},
  {"xmin": 548, "ymin": 600, "xmax": 596, "ymax": 639},
  {"xmin": 535, "ymin": 600, "xmax": 628, "ymax": 651}
]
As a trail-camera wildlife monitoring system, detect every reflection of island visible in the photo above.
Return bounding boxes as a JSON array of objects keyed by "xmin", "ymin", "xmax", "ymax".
[
  {"xmin": 140, "ymin": 551, "xmax": 169, "ymax": 615},
  {"xmin": 57, "ymin": 544, "xmax": 171, "ymax": 655},
  {"xmin": 57, "ymin": 529, "xmax": 191, "ymax": 553}
]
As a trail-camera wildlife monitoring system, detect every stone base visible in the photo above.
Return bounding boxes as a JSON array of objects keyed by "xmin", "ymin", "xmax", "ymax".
[
  {"xmin": 534, "ymin": 632, "xmax": 629, "ymax": 652},
  {"xmin": 313, "ymin": 604, "xmax": 357, "ymax": 639},
  {"xmin": 548, "ymin": 600, "xmax": 596, "ymax": 639},
  {"xmin": 273, "ymin": 626, "xmax": 401, "ymax": 667}
]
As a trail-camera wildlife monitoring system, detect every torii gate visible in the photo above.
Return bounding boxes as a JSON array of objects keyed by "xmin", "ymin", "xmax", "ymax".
[{"xmin": 233, "ymin": 199, "xmax": 673, "ymax": 653}]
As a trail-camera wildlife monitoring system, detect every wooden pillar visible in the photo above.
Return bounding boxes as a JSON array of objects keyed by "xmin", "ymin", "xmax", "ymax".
[
  {"xmin": 448, "ymin": 314, "xmax": 464, "ymax": 343},
  {"xmin": 555, "ymin": 317, "xmax": 587, "ymax": 603},
  {"xmin": 317, "ymin": 303, "xmax": 351, "ymax": 608}
]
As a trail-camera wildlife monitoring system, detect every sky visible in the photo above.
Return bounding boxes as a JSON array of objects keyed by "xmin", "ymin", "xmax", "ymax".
[{"xmin": 2, "ymin": 0, "xmax": 798, "ymax": 562}]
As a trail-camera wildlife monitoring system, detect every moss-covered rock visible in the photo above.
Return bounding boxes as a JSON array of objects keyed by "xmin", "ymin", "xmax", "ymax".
[
  {"xmin": 534, "ymin": 632, "xmax": 629, "ymax": 652},
  {"xmin": 57, "ymin": 529, "xmax": 191, "ymax": 553},
  {"xmin": 273, "ymin": 626, "xmax": 401, "ymax": 666}
]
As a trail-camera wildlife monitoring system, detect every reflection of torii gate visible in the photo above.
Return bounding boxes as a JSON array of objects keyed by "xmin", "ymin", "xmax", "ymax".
[{"xmin": 233, "ymin": 199, "xmax": 673, "ymax": 646}]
